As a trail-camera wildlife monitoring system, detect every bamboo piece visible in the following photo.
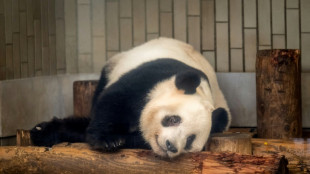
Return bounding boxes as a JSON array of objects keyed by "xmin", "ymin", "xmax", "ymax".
[
  {"xmin": 256, "ymin": 49, "xmax": 302, "ymax": 139},
  {"xmin": 73, "ymin": 80, "xmax": 98, "ymax": 117},
  {"xmin": 207, "ymin": 133, "xmax": 252, "ymax": 155},
  {"xmin": 0, "ymin": 143, "xmax": 288, "ymax": 174}
]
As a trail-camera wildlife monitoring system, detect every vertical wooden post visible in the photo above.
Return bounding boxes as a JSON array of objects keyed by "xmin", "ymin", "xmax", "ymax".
[
  {"xmin": 73, "ymin": 80, "xmax": 98, "ymax": 117},
  {"xmin": 256, "ymin": 49, "xmax": 302, "ymax": 139}
]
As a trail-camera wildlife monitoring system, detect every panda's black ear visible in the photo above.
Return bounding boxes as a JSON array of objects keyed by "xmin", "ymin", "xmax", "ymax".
[{"xmin": 175, "ymin": 71, "xmax": 201, "ymax": 94}]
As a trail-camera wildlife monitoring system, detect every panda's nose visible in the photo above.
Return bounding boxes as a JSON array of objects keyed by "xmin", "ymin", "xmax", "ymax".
[{"xmin": 166, "ymin": 140, "xmax": 178, "ymax": 153}]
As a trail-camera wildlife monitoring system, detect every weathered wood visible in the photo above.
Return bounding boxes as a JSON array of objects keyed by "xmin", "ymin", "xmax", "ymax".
[
  {"xmin": 256, "ymin": 49, "xmax": 302, "ymax": 139},
  {"xmin": 207, "ymin": 133, "xmax": 252, "ymax": 155},
  {"xmin": 252, "ymin": 138, "xmax": 310, "ymax": 173},
  {"xmin": 0, "ymin": 143, "xmax": 288, "ymax": 174},
  {"xmin": 16, "ymin": 129, "xmax": 32, "ymax": 146},
  {"xmin": 73, "ymin": 80, "xmax": 98, "ymax": 117}
]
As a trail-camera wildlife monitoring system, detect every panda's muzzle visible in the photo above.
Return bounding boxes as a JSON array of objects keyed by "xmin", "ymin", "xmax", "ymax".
[{"xmin": 166, "ymin": 140, "xmax": 178, "ymax": 153}]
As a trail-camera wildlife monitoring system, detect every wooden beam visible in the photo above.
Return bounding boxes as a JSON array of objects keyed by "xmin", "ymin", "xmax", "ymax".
[{"xmin": 0, "ymin": 143, "xmax": 288, "ymax": 174}]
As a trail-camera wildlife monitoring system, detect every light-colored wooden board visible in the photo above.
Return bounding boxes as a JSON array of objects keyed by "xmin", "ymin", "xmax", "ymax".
[
  {"xmin": 120, "ymin": 18, "xmax": 133, "ymax": 51},
  {"xmin": 173, "ymin": 0, "xmax": 186, "ymax": 42},
  {"xmin": 106, "ymin": 0, "xmax": 119, "ymax": 50},
  {"xmin": 49, "ymin": 35, "xmax": 57, "ymax": 75},
  {"xmin": 78, "ymin": 54, "xmax": 92, "ymax": 73},
  {"xmin": 187, "ymin": 0, "xmax": 200, "ymax": 15},
  {"xmin": 286, "ymin": 9, "xmax": 300, "ymax": 49},
  {"xmin": 21, "ymin": 63, "xmax": 28, "ymax": 78},
  {"xmin": 92, "ymin": 37, "xmax": 106, "ymax": 72},
  {"xmin": 77, "ymin": 3, "xmax": 91, "ymax": 54},
  {"xmin": 55, "ymin": 0, "xmax": 64, "ymax": 19},
  {"xmin": 107, "ymin": 51, "xmax": 119, "ymax": 59},
  {"xmin": 13, "ymin": 33, "xmax": 21, "ymax": 79},
  {"xmin": 41, "ymin": 0, "xmax": 49, "ymax": 47},
  {"xmin": 272, "ymin": 35, "xmax": 286, "ymax": 49},
  {"xmin": 42, "ymin": 47, "xmax": 50, "ymax": 75},
  {"xmin": 26, "ymin": 0, "xmax": 34, "ymax": 36},
  {"xmin": 5, "ymin": 45, "xmax": 13, "ymax": 79},
  {"xmin": 160, "ymin": 12, "xmax": 173, "ymax": 38},
  {"xmin": 12, "ymin": 0, "xmax": 19, "ymax": 32},
  {"xmin": 188, "ymin": 16, "xmax": 200, "ymax": 52},
  {"xmin": 244, "ymin": 29, "xmax": 257, "ymax": 72},
  {"xmin": 230, "ymin": 49, "xmax": 243, "ymax": 72},
  {"xmin": 27, "ymin": 37, "xmax": 35, "ymax": 77},
  {"xmin": 146, "ymin": 0, "xmax": 159, "ymax": 34},
  {"xmin": 64, "ymin": 0, "xmax": 76, "ymax": 37},
  {"xmin": 216, "ymin": 23, "xmax": 229, "ymax": 72},
  {"xmin": 202, "ymin": 51, "xmax": 215, "ymax": 69},
  {"xmin": 201, "ymin": 0, "xmax": 214, "ymax": 50},
  {"xmin": 229, "ymin": 0, "xmax": 242, "ymax": 48},
  {"xmin": 56, "ymin": 19, "xmax": 66, "ymax": 72},
  {"xmin": 258, "ymin": 45, "xmax": 271, "ymax": 50},
  {"xmin": 0, "ymin": 0, "xmax": 3, "ymax": 14},
  {"xmin": 92, "ymin": 0, "xmax": 105, "ymax": 37},
  {"xmin": 258, "ymin": 0, "xmax": 271, "ymax": 46},
  {"xmin": 120, "ymin": 0, "xmax": 132, "ymax": 17},
  {"xmin": 147, "ymin": 33, "xmax": 159, "ymax": 41},
  {"xmin": 272, "ymin": 0, "xmax": 285, "ymax": 34},
  {"xmin": 4, "ymin": 0, "xmax": 12, "ymax": 44},
  {"xmin": 286, "ymin": 0, "xmax": 299, "ymax": 8},
  {"xmin": 34, "ymin": 20, "xmax": 42, "ymax": 75},
  {"xmin": 133, "ymin": 0, "xmax": 146, "ymax": 46},
  {"xmin": 301, "ymin": 0, "xmax": 310, "ymax": 32},
  {"xmin": 19, "ymin": 12, "xmax": 28, "ymax": 63},
  {"xmin": 160, "ymin": 0, "xmax": 172, "ymax": 12},
  {"xmin": 301, "ymin": 33, "xmax": 310, "ymax": 72},
  {"xmin": 0, "ymin": 14, "xmax": 5, "ymax": 70},
  {"xmin": 215, "ymin": 0, "xmax": 228, "ymax": 22},
  {"xmin": 18, "ymin": 0, "xmax": 26, "ymax": 11},
  {"xmin": 243, "ymin": 0, "xmax": 256, "ymax": 28}
]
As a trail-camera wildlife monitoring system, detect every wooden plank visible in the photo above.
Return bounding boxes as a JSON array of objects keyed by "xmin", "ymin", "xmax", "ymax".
[
  {"xmin": 19, "ymin": 0, "xmax": 26, "ymax": 11},
  {"xmin": 173, "ymin": 0, "xmax": 186, "ymax": 42},
  {"xmin": 13, "ymin": 33, "xmax": 21, "ymax": 79},
  {"xmin": 26, "ymin": 0, "xmax": 34, "ymax": 36},
  {"xmin": 92, "ymin": 0, "xmax": 105, "ymax": 37},
  {"xmin": 19, "ymin": 12, "xmax": 28, "ymax": 63},
  {"xmin": 12, "ymin": 0, "xmax": 19, "ymax": 32},
  {"xmin": 92, "ymin": 37, "xmax": 106, "ymax": 72},
  {"xmin": 286, "ymin": 9, "xmax": 300, "ymax": 49},
  {"xmin": 64, "ymin": 0, "xmax": 77, "ymax": 74},
  {"xmin": 4, "ymin": 0, "xmax": 12, "ymax": 44},
  {"xmin": 41, "ymin": 0, "xmax": 49, "ymax": 76},
  {"xmin": 0, "ymin": 0, "xmax": 3, "ymax": 14},
  {"xmin": 49, "ymin": 35, "xmax": 57, "ymax": 75},
  {"xmin": 243, "ymin": 0, "xmax": 256, "ymax": 28},
  {"xmin": 133, "ymin": 0, "xmax": 146, "ymax": 46},
  {"xmin": 120, "ymin": 0, "xmax": 132, "ymax": 17},
  {"xmin": 27, "ymin": 36, "xmax": 35, "ymax": 77},
  {"xmin": 216, "ymin": 23, "xmax": 229, "ymax": 72},
  {"xmin": 56, "ymin": 19, "xmax": 66, "ymax": 73},
  {"xmin": 21, "ymin": 62, "xmax": 28, "ymax": 78},
  {"xmin": 230, "ymin": 0, "xmax": 242, "ymax": 48},
  {"xmin": 6, "ymin": 45, "xmax": 13, "ymax": 79},
  {"xmin": 146, "ymin": 0, "xmax": 159, "ymax": 34},
  {"xmin": 48, "ymin": 0, "xmax": 56, "ymax": 75},
  {"xmin": 301, "ymin": 0, "xmax": 310, "ymax": 32},
  {"xmin": 272, "ymin": 0, "xmax": 285, "ymax": 34},
  {"xmin": 106, "ymin": 0, "xmax": 119, "ymax": 50},
  {"xmin": 107, "ymin": 51, "xmax": 119, "ymax": 59},
  {"xmin": 160, "ymin": 0, "xmax": 172, "ymax": 12},
  {"xmin": 187, "ymin": 16, "xmax": 200, "ymax": 52},
  {"xmin": 55, "ymin": 0, "xmax": 64, "ymax": 19},
  {"xmin": 34, "ymin": 20, "xmax": 42, "ymax": 75},
  {"xmin": 0, "ymin": 14, "xmax": 5, "ymax": 80},
  {"xmin": 42, "ymin": 47, "xmax": 50, "ymax": 75},
  {"xmin": 230, "ymin": 49, "xmax": 243, "ymax": 72},
  {"xmin": 147, "ymin": 33, "xmax": 159, "ymax": 41},
  {"xmin": 77, "ymin": 3, "xmax": 91, "ymax": 54},
  {"xmin": 273, "ymin": 35, "xmax": 286, "ymax": 49},
  {"xmin": 160, "ymin": 12, "xmax": 173, "ymax": 38},
  {"xmin": 187, "ymin": 0, "xmax": 200, "ymax": 15},
  {"xmin": 0, "ymin": 144, "xmax": 288, "ymax": 173},
  {"xmin": 33, "ymin": 0, "xmax": 41, "ymax": 20},
  {"xmin": 120, "ymin": 18, "xmax": 133, "ymax": 51},
  {"xmin": 202, "ymin": 51, "xmax": 215, "ymax": 69},
  {"xmin": 48, "ymin": 0, "xmax": 56, "ymax": 35},
  {"xmin": 78, "ymin": 54, "xmax": 92, "ymax": 73},
  {"xmin": 258, "ymin": 0, "xmax": 271, "ymax": 46},
  {"xmin": 301, "ymin": 33, "xmax": 310, "ymax": 72},
  {"xmin": 286, "ymin": 0, "xmax": 299, "ymax": 8},
  {"xmin": 201, "ymin": 0, "xmax": 214, "ymax": 50},
  {"xmin": 215, "ymin": 0, "xmax": 228, "ymax": 22},
  {"xmin": 244, "ymin": 29, "xmax": 257, "ymax": 72},
  {"xmin": 259, "ymin": 45, "xmax": 271, "ymax": 50}
]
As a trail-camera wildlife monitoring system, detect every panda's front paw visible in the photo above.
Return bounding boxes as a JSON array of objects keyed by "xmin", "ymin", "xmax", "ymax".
[{"xmin": 87, "ymin": 135, "xmax": 126, "ymax": 152}]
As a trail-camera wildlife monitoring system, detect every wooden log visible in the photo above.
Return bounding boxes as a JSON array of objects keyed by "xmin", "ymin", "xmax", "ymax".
[
  {"xmin": 0, "ymin": 143, "xmax": 288, "ymax": 174},
  {"xmin": 256, "ymin": 49, "xmax": 302, "ymax": 139},
  {"xmin": 207, "ymin": 133, "xmax": 252, "ymax": 155},
  {"xmin": 252, "ymin": 138, "xmax": 310, "ymax": 173},
  {"xmin": 16, "ymin": 129, "xmax": 32, "ymax": 146},
  {"xmin": 73, "ymin": 80, "xmax": 98, "ymax": 117}
]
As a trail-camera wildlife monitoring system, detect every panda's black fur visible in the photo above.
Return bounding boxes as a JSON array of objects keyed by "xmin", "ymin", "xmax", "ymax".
[{"xmin": 30, "ymin": 38, "xmax": 230, "ymax": 155}]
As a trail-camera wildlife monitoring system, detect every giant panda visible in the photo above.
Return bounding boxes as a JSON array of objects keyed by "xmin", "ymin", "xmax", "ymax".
[{"xmin": 30, "ymin": 37, "xmax": 231, "ymax": 158}]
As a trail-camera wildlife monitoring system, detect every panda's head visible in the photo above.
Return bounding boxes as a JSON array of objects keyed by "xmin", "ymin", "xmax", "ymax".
[{"xmin": 140, "ymin": 71, "xmax": 214, "ymax": 158}]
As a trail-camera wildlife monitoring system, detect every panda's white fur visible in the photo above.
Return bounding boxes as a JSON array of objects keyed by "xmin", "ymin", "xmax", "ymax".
[{"xmin": 105, "ymin": 37, "xmax": 231, "ymax": 158}]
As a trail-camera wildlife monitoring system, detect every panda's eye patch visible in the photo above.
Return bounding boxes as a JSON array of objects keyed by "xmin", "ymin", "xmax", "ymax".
[
  {"xmin": 184, "ymin": 134, "xmax": 196, "ymax": 150},
  {"xmin": 161, "ymin": 115, "xmax": 181, "ymax": 127}
]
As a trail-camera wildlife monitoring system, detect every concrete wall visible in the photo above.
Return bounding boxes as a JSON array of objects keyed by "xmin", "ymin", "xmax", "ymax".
[{"xmin": 0, "ymin": 73, "xmax": 309, "ymax": 138}]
